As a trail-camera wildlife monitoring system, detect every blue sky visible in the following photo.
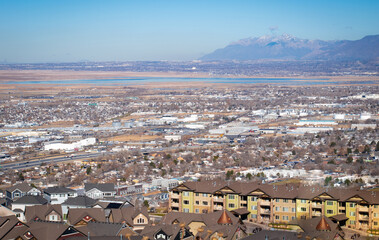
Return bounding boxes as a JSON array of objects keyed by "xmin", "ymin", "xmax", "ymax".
[{"xmin": 0, "ymin": 0, "xmax": 378, "ymax": 63}]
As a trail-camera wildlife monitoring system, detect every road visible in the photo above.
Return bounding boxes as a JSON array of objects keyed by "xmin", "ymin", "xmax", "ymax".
[{"xmin": 0, "ymin": 152, "xmax": 102, "ymax": 170}]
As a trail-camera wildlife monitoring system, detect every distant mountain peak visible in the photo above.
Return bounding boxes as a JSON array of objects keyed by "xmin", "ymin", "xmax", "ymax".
[{"xmin": 201, "ymin": 34, "xmax": 379, "ymax": 61}]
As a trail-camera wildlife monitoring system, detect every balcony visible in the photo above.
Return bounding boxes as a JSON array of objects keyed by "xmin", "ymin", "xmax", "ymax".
[
  {"xmin": 311, "ymin": 203, "xmax": 322, "ymax": 208},
  {"xmin": 358, "ymin": 206, "xmax": 369, "ymax": 212},
  {"xmin": 171, "ymin": 193, "xmax": 180, "ymax": 198},
  {"xmin": 214, "ymin": 205, "xmax": 223, "ymax": 211},
  {"xmin": 260, "ymin": 209, "xmax": 271, "ymax": 215},
  {"xmin": 213, "ymin": 197, "xmax": 224, "ymax": 202},
  {"xmin": 359, "ymin": 215, "xmax": 369, "ymax": 221},
  {"xmin": 260, "ymin": 200, "xmax": 271, "ymax": 206},
  {"xmin": 171, "ymin": 202, "xmax": 179, "ymax": 207},
  {"xmin": 312, "ymin": 211, "xmax": 322, "ymax": 217}
]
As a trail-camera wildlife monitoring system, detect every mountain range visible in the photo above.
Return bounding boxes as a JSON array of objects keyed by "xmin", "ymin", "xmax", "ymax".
[{"xmin": 200, "ymin": 34, "xmax": 379, "ymax": 61}]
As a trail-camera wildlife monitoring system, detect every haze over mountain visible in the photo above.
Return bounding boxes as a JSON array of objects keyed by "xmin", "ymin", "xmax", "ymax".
[{"xmin": 200, "ymin": 34, "xmax": 379, "ymax": 61}]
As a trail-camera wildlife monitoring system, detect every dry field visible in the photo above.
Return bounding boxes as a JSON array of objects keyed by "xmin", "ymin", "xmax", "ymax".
[{"xmin": 104, "ymin": 134, "xmax": 161, "ymax": 142}]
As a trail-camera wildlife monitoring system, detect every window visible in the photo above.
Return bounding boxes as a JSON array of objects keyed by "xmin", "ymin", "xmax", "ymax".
[
  {"xmin": 374, "ymin": 222, "xmax": 378, "ymax": 226},
  {"xmin": 276, "ymin": 199, "xmax": 280, "ymax": 202},
  {"xmin": 301, "ymin": 200, "xmax": 307, "ymax": 203},
  {"xmin": 327, "ymin": 210, "xmax": 334, "ymax": 214},
  {"xmin": 292, "ymin": 200, "xmax": 296, "ymax": 204},
  {"xmin": 229, "ymin": 195, "xmax": 235, "ymax": 200},
  {"xmin": 195, "ymin": 193, "xmax": 199, "ymax": 196},
  {"xmin": 49, "ymin": 215, "xmax": 56, "ymax": 221},
  {"xmin": 183, "ymin": 208, "xmax": 189, "ymax": 213},
  {"xmin": 228, "ymin": 203, "xmax": 235, "ymax": 208},
  {"xmin": 275, "ymin": 207, "xmax": 280, "ymax": 211},
  {"xmin": 374, "ymin": 205, "xmax": 378, "ymax": 209},
  {"xmin": 195, "ymin": 201, "xmax": 199, "ymax": 205},
  {"xmin": 137, "ymin": 218, "xmax": 145, "ymax": 224},
  {"xmin": 203, "ymin": 193, "xmax": 208, "ymax": 197},
  {"xmin": 283, "ymin": 216, "xmax": 289, "ymax": 221},
  {"xmin": 283, "ymin": 199, "xmax": 288, "ymax": 203},
  {"xmin": 283, "ymin": 207, "xmax": 289, "ymax": 212},
  {"xmin": 195, "ymin": 209, "xmax": 199, "ymax": 213},
  {"xmin": 374, "ymin": 213, "xmax": 378, "ymax": 218},
  {"xmin": 350, "ymin": 220, "xmax": 355, "ymax": 225},
  {"xmin": 251, "ymin": 197, "xmax": 257, "ymax": 201},
  {"xmin": 301, "ymin": 207, "xmax": 307, "ymax": 212},
  {"xmin": 349, "ymin": 203, "xmax": 356, "ymax": 208},
  {"xmin": 183, "ymin": 192, "xmax": 189, "ymax": 196},
  {"xmin": 291, "ymin": 216, "xmax": 295, "ymax": 220},
  {"xmin": 251, "ymin": 214, "xmax": 257, "ymax": 219},
  {"xmin": 251, "ymin": 205, "xmax": 257, "ymax": 210},
  {"xmin": 183, "ymin": 200, "xmax": 189, "ymax": 205},
  {"xmin": 275, "ymin": 215, "xmax": 280, "ymax": 220},
  {"xmin": 202, "ymin": 201, "xmax": 208, "ymax": 206},
  {"xmin": 327, "ymin": 201, "xmax": 334, "ymax": 206},
  {"xmin": 292, "ymin": 208, "xmax": 296, "ymax": 213},
  {"xmin": 350, "ymin": 212, "xmax": 355, "ymax": 217}
]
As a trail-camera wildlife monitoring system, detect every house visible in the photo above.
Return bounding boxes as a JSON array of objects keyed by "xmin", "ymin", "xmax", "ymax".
[
  {"xmin": 24, "ymin": 204, "xmax": 63, "ymax": 222},
  {"xmin": 141, "ymin": 224, "xmax": 194, "ymax": 240},
  {"xmin": 43, "ymin": 186, "xmax": 77, "ymax": 204},
  {"xmin": 67, "ymin": 208, "xmax": 106, "ymax": 227},
  {"xmin": 6, "ymin": 182, "xmax": 41, "ymax": 200},
  {"xmin": 61, "ymin": 195, "xmax": 97, "ymax": 216},
  {"xmin": 11, "ymin": 195, "xmax": 48, "ymax": 221},
  {"xmin": 74, "ymin": 221, "xmax": 136, "ymax": 239},
  {"xmin": 109, "ymin": 205, "xmax": 150, "ymax": 230},
  {"xmin": 85, "ymin": 183, "xmax": 116, "ymax": 199}
]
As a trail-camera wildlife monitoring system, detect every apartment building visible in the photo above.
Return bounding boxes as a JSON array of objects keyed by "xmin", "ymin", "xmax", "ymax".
[{"xmin": 169, "ymin": 180, "xmax": 379, "ymax": 231}]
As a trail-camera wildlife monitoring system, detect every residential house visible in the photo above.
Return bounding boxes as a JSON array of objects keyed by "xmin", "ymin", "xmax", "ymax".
[
  {"xmin": 43, "ymin": 186, "xmax": 77, "ymax": 204},
  {"xmin": 24, "ymin": 204, "xmax": 63, "ymax": 222},
  {"xmin": 109, "ymin": 205, "xmax": 150, "ymax": 231},
  {"xmin": 11, "ymin": 195, "xmax": 48, "ymax": 221},
  {"xmin": 85, "ymin": 183, "xmax": 116, "ymax": 199},
  {"xmin": 61, "ymin": 195, "xmax": 97, "ymax": 216},
  {"xmin": 6, "ymin": 182, "xmax": 41, "ymax": 200},
  {"xmin": 67, "ymin": 208, "xmax": 106, "ymax": 227}
]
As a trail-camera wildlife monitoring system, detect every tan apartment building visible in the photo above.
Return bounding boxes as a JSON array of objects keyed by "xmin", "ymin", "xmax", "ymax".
[{"xmin": 169, "ymin": 180, "xmax": 379, "ymax": 232}]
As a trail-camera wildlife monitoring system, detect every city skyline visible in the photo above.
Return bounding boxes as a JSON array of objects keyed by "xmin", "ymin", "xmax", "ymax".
[{"xmin": 1, "ymin": 0, "xmax": 378, "ymax": 63}]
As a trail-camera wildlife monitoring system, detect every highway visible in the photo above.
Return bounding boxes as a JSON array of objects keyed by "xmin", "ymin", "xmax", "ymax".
[{"xmin": 0, "ymin": 152, "xmax": 103, "ymax": 170}]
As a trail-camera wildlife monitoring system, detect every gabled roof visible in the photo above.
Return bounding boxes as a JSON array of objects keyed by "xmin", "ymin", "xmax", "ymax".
[
  {"xmin": 141, "ymin": 223, "xmax": 192, "ymax": 240},
  {"xmin": 0, "ymin": 215, "xmax": 26, "ymax": 239},
  {"xmin": 6, "ymin": 182, "xmax": 34, "ymax": 193},
  {"xmin": 62, "ymin": 195, "xmax": 97, "ymax": 207},
  {"xmin": 28, "ymin": 220, "xmax": 85, "ymax": 240},
  {"xmin": 110, "ymin": 206, "xmax": 149, "ymax": 225},
  {"xmin": 67, "ymin": 208, "xmax": 106, "ymax": 225},
  {"xmin": 25, "ymin": 204, "xmax": 63, "ymax": 223},
  {"xmin": 43, "ymin": 186, "xmax": 76, "ymax": 194},
  {"xmin": 85, "ymin": 183, "xmax": 115, "ymax": 192},
  {"xmin": 12, "ymin": 195, "xmax": 48, "ymax": 205},
  {"xmin": 75, "ymin": 221, "xmax": 125, "ymax": 237}
]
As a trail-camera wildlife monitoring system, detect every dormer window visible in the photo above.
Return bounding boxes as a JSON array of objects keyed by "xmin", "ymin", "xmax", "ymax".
[{"xmin": 137, "ymin": 217, "xmax": 145, "ymax": 224}]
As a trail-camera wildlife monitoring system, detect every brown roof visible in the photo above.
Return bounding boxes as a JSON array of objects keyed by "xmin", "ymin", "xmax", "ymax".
[
  {"xmin": 6, "ymin": 182, "xmax": 34, "ymax": 193},
  {"xmin": 67, "ymin": 208, "xmax": 106, "ymax": 225},
  {"xmin": 0, "ymin": 215, "xmax": 26, "ymax": 239},
  {"xmin": 217, "ymin": 210, "xmax": 233, "ymax": 225},
  {"xmin": 24, "ymin": 204, "xmax": 62, "ymax": 223},
  {"xmin": 110, "ymin": 206, "xmax": 149, "ymax": 226},
  {"xmin": 316, "ymin": 216, "xmax": 331, "ymax": 231}
]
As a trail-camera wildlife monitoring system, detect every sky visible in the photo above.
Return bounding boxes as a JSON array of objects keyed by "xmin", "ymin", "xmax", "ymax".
[{"xmin": 0, "ymin": 0, "xmax": 378, "ymax": 63}]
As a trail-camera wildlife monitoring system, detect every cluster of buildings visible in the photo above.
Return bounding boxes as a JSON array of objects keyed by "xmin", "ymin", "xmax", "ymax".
[{"xmin": 169, "ymin": 180, "xmax": 379, "ymax": 232}]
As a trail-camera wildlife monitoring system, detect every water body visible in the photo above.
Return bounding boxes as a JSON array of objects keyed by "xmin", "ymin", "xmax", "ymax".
[{"xmin": 2, "ymin": 77, "xmax": 376, "ymax": 86}]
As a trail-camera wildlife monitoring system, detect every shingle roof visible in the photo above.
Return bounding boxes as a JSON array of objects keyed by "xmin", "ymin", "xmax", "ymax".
[
  {"xmin": 0, "ymin": 215, "xmax": 24, "ymax": 239},
  {"xmin": 76, "ymin": 221, "xmax": 125, "ymax": 237},
  {"xmin": 110, "ymin": 206, "xmax": 149, "ymax": 225},
  {"xmin": 62, "ymin": 195, "xmax": 97, "ymax": 207},
  {"xmin": 24, "ymin": 204, "xmax": 63, "ymax": 223},
  {"xmin": 43, "ymin": 186, "xmax": 75, "ymax": 194},
  {"xmin": 12, "ymin": 195, "xmax": 48, "ymax": 205},
  {"xmin": 6, "ymin": 182, "xmax": 33, "ymax": 193},
  {"xmin": 67, "ymin": 208, "xmax": 106, "ymax": 225},
  {"xmin": 85, "ymin": 183, "xmax": 115, "ymax": 192}
]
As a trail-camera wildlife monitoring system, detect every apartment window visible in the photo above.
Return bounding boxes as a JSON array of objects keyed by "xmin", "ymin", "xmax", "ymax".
[
  {"xmin": 195, "ymin": 193, "xmax": 199, "ymax": 196},
  {"xmin": 283, "ymin": 199, "xmax": 288, "ymax": 203},
  {"xmin": 275, "ymin": 215, "xmax": 280, "ymax": 220},
  {"xmin": 374, "ymin": 213, "xmax": 378, "ymax": 218},
  {"xmin": 228, "ymin": 203, "xmax": 235, "ymax": 208},
  {"xmin": 183, "ymin": 200, "xmax": 189, "ymax": 205},
  {"xmin": 374, "ymin": 222, "xmax": 378, "ymax": 226},
  {"xmin": 276, "ymin": 199, "xmax": 280, "ymax": 203},
  {"xmin": 327, "ymin": 201, "xmax": 334, "ymax": 206},
  {"xmin": 292, "ymin": 208, "xmax": 296, "ymax": 213},
  {"xmin": 300, "ymin": 200, "xmax": 307, "ymax": 203},
  {"xmin": 292, "ymin": 216, "xmax": 295, "ymax": 220},
  {"xmin": 251, "ymin": 214, "xmax": 257, "ymax": 219},
  {"xmin": 183, "ymin": 208, "xmax": 189, "ymax": 213},
  {"xmin": 327, "ymin": 210, "xmax": 334, "ymax": 214},
  {"xmin": 275, "ymin": 207, "xmax": 280, "ymax": 211},
  {"xmin": 251, "ymin": 197, "xmax": 257, "ymax": 201},
  {"xmin": 350, "ymin": 220, "xmax": 355, "ymax": 225},
  {"xmin": 283, "ymin": 207, "xmax": 289, "ymax": 212},
  {"xmin": 195, "ymin": 209, "xmax": 199, "ymax": 213},
  {"xmin": 292, "ymin": 200, "xmax": 296, "ymax": 204},
  {"xmin": 349, "ymin": 203, "xmax": 356, "ymax": 208},
  {"xmin": 374, "ymin": 205, "xmax": 378, "ymax": 209},
  {"xmin": 283, "ymin": 216, "xmax": 289, "ymax": 221},
  {"xmin": 229, "ymin": 195, "xmax": 235, "ymax": 200},
  {"xmin": 301, "ymin": 207, "xmax": 307, "ymax": 212},
  {"xmin": 251, "ymin": 205, "xmax": 257, "ymax": 210},
  {"xmin": 203, "ymin": 193, "xmax": 208, "ymax": 197},
  {"xmin": 202, "ymin": 201, "xmax": 208, "ymax": 206},
  {"xmin": 195, "ymin": 201, "xmax": 199, "ymax": 205},
  {"xmin": 350, "ymin": 212, "xmax": 355, "ymax": 217},
  {"xmin": 183, "ymin": 192, "xmax": 189, "ymax": 197}
]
